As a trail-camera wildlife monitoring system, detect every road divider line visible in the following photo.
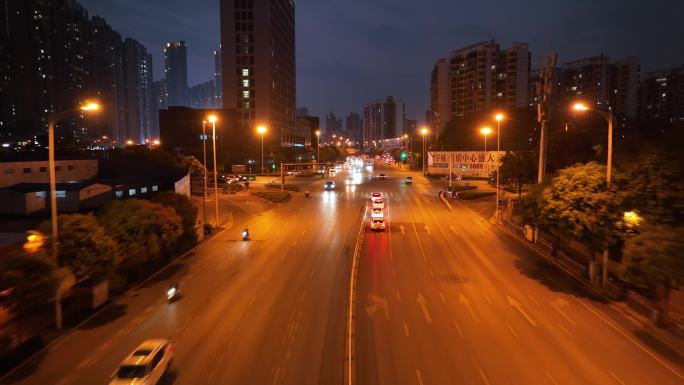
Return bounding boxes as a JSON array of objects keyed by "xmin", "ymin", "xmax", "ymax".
[
  {"xmin": 346, "ymin": 204, "xmax": 367, "ymax": 385},
  {"xmin": 544, "ymin": 371, "xmax": 560, "ymax": 385},
  {"xmin": 404, "ymin": 322, "xmax": 411, "ymax": 337},
  {"xmin": 479, "ymin": 368, "xmax": 492, "ymax": 385},
  {"xmin": 440, "ymin": 291, "xmax": 447, "ymax": 303},
  {"xmin": 506, "ymin": 323, "xmax": 520, "ymax": 339},
  {"xmin": 416, "ymin": 369, "xmax": 425, "ymax": 385},
  {"xmin": 396, "ymin": 291, "xmax": 401, "ymax": 302},
  {"xmin": 527, "ymin": 294, "xmax": 539, "ymax": 306},
  {"xmin": 417, "ymin": 293, "xmax": 432, "ymax": 323},
  {"xmin": 483, "ymin": 293, "xmax": 493, "ymax": 305},
  {"xmin": 459, "ymin": 293, "xmax": 479, "ymax": 323},
  {"xmin": 572, "ymin": 296, "xmax": 684, "ymax": 379},
  {"xmin": 608, "ymin": 370, "xmax": 626, "ymax": 385},
  {"xmin": 558, "ymin": 323, "xmax": 574, "ymax": 339},
  {"xmin": 453, "ymin": 321, "xmax": 464, "ymax": 338}
]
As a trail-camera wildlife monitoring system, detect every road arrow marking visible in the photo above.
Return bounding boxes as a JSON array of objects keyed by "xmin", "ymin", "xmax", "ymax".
[
  {"xmin": 449, "ymin": 225, "xmax": 458, "ymax": 235},
  {"xmin": 507, "ymin": 295, "xmax": 537, "ymax": 327},
  {"xmin": 416, "ymin": 293, "xmax": 432, "ymax": 323},
  {"xmin": 399, "ymin": 225, "xmax": 405, "ymax": 235},
  {"xmin": 550, "ymin": 298, "xmax": 575, "ymax": 325},
  {"xmin": 459, "ymin": 293, "xmax": 479, "ymax": 322},
  {"xmin": 366, "ymin": 292, "xmax": 389, "ymax": 320},
  {"xmin": 424, "ymin": 225, "xmax": 431, "ymax": 235}
]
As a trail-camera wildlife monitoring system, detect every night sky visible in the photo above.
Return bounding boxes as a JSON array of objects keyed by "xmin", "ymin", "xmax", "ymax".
[{"xmin": 79, "ymin": 0, "xmax": 684, "ymax": 123}]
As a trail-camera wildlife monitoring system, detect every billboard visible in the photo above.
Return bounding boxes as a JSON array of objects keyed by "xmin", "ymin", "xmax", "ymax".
[{"xmin": 428, "ymin": 151, "xmax": 504, "ymax": 178}]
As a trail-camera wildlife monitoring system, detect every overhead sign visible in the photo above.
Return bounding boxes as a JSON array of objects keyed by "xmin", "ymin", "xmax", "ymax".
[{"xmin": 428, "ymin": 151, "xmax": 504, "ymax": 178}]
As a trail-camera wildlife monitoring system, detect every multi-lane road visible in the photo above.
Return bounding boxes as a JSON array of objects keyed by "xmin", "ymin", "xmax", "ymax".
[{"xmin": 2, "ymin": 163, "xmax": 683, "ymax": 385}]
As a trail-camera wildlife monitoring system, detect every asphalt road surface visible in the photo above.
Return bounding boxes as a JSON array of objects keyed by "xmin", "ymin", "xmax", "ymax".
[
  {"xmin": 355, "ymin": 165, "xmax": 684, "ymax": 385},
  {"xmin": 3, "ymin": 162, "xmax": 683, "ymax": 385}
]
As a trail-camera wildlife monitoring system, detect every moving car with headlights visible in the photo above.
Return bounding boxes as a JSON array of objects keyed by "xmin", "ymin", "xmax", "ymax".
[
  {"xmin": 370, "ymin": 192, "xmax": 382, "ymax": 201},
  {"xmin": 377, "ymin": 173, "xmax": 387, "ymax": 180},
  {"xmin": 324, "ymin": 180, "xmax": 336, "ymax": 190},
  {"xmin": 404, "ymin": 176, "xmax": 413, "ymax": 184},
  {"xmin": 372, "ymin": 198, "xmax": 385, "ymax": 209},
  {"xmin": 370, "ymin": 218, "xmax": 386, "ymax": 231},
  {"xmin": 371, "ymin": 207, "xmax": 384, "ymax": 218},
  {"xmin": 110, "ymin": 339, "xmax": 173, "ymax": 385}
]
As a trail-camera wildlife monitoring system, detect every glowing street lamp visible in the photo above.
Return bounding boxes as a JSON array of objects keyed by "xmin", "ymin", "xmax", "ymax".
[
  {"xmin": 257, "ymin": 125, "xmax": 267, "ymax": 175},
  {"xmin": 420, "ymin": 127, "xmax": 429, "ymax": 175},
  {"xmin": 480, "ymin": 127, "xmax": 492, "ymax": 152}
]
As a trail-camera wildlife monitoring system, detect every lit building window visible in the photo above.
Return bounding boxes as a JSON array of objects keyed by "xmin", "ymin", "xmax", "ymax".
[
  {"xmin": 243, "ymin": 102, "xmax": 250, "ymax": 109},
  {"xmin": 242, "ymin": 79, "xmax": 249, "ymax": 87},
  {"xmin": 152, "ymin": 185, "xmax": 159, "ymax": 192},
  {"xmin": 141, "ymin": 187, "xmax": 148, "ymax": 193},
  {"xmin": 56, "ymin": 191, "xmax": 66, "ymax": 198},
  {"xmin": 129, "ymin": 189, "xmax": 136, "ymax": 196},
  {"xmin": 115, "ymin": 191, "xmax": 124, "ymax": 198},
  {"xmin": 242, "ymin": 90, "xmax": 250, "ymax": 98},
  {"xmin": 242, "ymin": 68, "xmax": 249, "ymax": 76}
]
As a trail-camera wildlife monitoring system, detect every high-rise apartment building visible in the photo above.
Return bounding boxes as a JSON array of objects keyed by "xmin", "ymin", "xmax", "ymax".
[
  {"xmin": 214, "ymin": 49, "xmax": 223, "ymax": 107},
  {"xmin": 220, "ymin": 0, "xmax": 296, "ymax": 153},
  {"xmin": 560, "ymin": 55, "xmax": 640, "ymax": 119},
  {"xmin": 430, "ymin": 58, "xmax": 450, "ymax": 135},
  {"xmin": 448, "ymin": 41, "xmax": 530, "ymax": 118},
  {"xmin": 325, "ymin": 112, "xmax": 343, "ymax": 134},
  {"xmin": 0, "ymin": 1, "xmax": 153, "ymax": 146},
  {"xmin": 346, "ymin": 112, "xmax": 363, "ymax": 144},
  {"xmin": 189, "ymin": 80, "xmax": 217, "ymax": 109},
  {"xmin": 123, "ymin": 39, "xmax": 155, "ymax": 143},
  {"xmin": 640, "ymin": 65, "xmax": 684, "ymax": 122},
  {"xmin": 362, "ymin": 96, "xmax": 405, "ymax": 145},
  {"xmin": 164, "ymin": 41, "xmax": 189, "ymax": 107}
]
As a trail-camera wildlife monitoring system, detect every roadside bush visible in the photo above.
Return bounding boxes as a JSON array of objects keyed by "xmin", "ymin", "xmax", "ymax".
[
  {"xmin": 39, "ymin": 214, "xmax": 120, "ymax": 282},
  {"xmin": 0, "ymin": 250, "xmax": 57, "ymax": 319},
  {"xmin": 153, "ymin": 192, "xmax": 198, "ymax": 250},
  {"xmin": 459, "ymin": 191, "xmax": 496, "ymax": 200}
]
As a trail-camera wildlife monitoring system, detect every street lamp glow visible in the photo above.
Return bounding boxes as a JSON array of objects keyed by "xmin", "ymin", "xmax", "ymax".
[
  {"xmin": 480, "ymin": 127, "xmax": 492, "ymax": 135},
  {"xmin": 126, "ymin": 139, "xmax": 134, "ymax": 145},
  {"xmin": 624, "ymin": 211, "xmax": 642, "ymax": 227},
  {"xmin": 152, "ymin": 139, "xmax": 160, "ymax": 146},
  {"xmin": 573, "ymin": 102, "xmax": 589, "ymax": 111},
  {"xmin": 420, "ymin": 127, "xmax": 428, "ymax": 135},
  {"xmin": 495, "ymin": 113, "xmax": 505, "ymax": 122},
  {"xmin": 80, "ymin": 102, "xmax": 100, "ymax": 111},
  {"xmin": 207, "ymin": 115, "xmax": 218, "ymax": 123},
  {"xmin": 315, "ymin": 130, "xmax": 320, "ymax": 137},
  {"xmin": 257, "ymin": 125, "xmax": 267, "ymax": 134}
]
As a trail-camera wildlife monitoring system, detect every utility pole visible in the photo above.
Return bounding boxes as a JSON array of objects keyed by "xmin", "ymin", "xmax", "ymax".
[{"xmin": 536, "ymin": 53, "xmax": 557, "ymax": 184}]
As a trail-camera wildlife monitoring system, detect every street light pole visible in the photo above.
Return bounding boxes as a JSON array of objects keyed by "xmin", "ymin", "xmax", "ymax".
[
  {"xmin": 420, "ymin": 127, "xmax": 428, "ymax": 175},
  {"xmin": 208, "ymin": 116, "xmax": 219, "ymax": 227},
  {"xmin": 202, "ymin": 121, "xmax": 208, "ymax": 227},
  {"xmin": 495, "ymin": 113, "xmax": 504, "ymax": 222},
  {"xmin": 572, "ymin": 103, "xmax": 614, "ymax": 286}
]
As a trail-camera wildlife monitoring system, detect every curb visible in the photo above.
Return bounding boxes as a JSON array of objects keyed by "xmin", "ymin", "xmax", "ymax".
[
  {"xmin": 495, "ymin": 221, "xmax": 684, "ymax": 357},
  {"xmin": 0, "ymin": 209, "xmax": 235, "ymax": 383}
]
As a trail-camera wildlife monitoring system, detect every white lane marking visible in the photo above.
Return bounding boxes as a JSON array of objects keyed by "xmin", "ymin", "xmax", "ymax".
[
  {"xmin": 545, "ymin": 371, "xmax": 560, "ymax": 385},
  {"xmin": 507, "ymin": 295, "xmax": 538, "ymax": 327},
  {"xmin": 550, "ymin": 297, "xmax": 575, "ymax": 325},
  {"xmin": 608, "ymin": 370, "xmax": 627, "ymax": 385},
  {"xmin": 299, "ymin": 291, "xmax": 306, "ymax": 303},
  {"xmin": 416, "ymin": 293, "xmax": 432, "ymax": 323},
  {"xmin": 453, "ymin": 320, "xmax": 464, "ymax": 338},
  {"xmin": 558, "ymin": 323, "xmax": 574, "ymax": 339},
  {"xmin": 573, "ymin": 297, "xmax": 684, "ymax": 379},
  {"xmin": 301, "ymin": 229, "xmax": 306, "ymax": 235},
  {"xmin": 439, "ymin": 291, "xmax": 447, "ymax": 303},
  {"xmin": 393, "ymin": 268, "xmax": 397, "ymax": 277},
  {"xmin": 280, "ymin": 253, "xmax": 287, "ymax": 261},
  {"xmin": 309, "ymin": 268, "xmax": 315, "ymax": 279},
  {"xmin": 424, "ymin": 225, "xmax": 431, "ymax": 235},
  {"xmin": 404, "ymin": 322, "xmax": 411, "ymax": 336},
  {"xmin": 416, "ymin": 369, "xmax": 424, "ymax": 385},
  {"xmin": 272, "ymin": 366, "xmax": 282, "ymax": 385},
  {"xmin": 291, "ymin": 240, "xmax": 297, "ymax": 247},
  {"xmin": 396, "ymin": 291, "xmax": 401, "ymax": 302},
  {"xmin": 527, "ymin": 294, "xmax": 540, "ymax": 306},
  {"xmin": 459, "ymin": 293, "xmax": 479, "ymax": 323},
  {"xmin": 483, "ymin": 293, "xmax": 493, "ymax": 304},
  {"xmin": 427, "ymin": 268, "xmax": 435, "ymax": 278},
  {"xmin": 248, "ymin": 295, "xmax": 257, "ymax": 307},
  {"xmin": 479, "ymin": 368, "xmax": 492, "ymax": 385},
  {"xmin": 449, "ymin": 225, "xmax": 458, "ymax": 235},
  {"xmin": 506, "ymin": 323, "xmax": 519, "ymax": 339}
]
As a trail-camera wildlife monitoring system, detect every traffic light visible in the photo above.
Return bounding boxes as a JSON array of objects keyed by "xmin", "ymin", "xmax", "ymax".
[{"xmin": 401, "ymin": 152, "xmax": 407, "ymax": 160}]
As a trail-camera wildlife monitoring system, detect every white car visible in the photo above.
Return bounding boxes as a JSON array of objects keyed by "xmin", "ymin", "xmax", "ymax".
[
  {"xmin": 372, "ymin": 199, "xmax": 385, "ymax": 209},
  {"xmin": 371, "ymin": 208, "xmax": 384, "ymax": 218},
  {"xmin": 370, "ymin": 218, "xmax": 386, "ymax": 231},
  {"xmin": 110, "ymin": 339, "xmax": 173, "ymax": 385}
]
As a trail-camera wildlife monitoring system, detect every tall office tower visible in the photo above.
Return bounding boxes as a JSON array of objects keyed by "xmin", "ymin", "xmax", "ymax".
[
  {"xmin": 430, "ymin": 58, "xmax": 450, "ymax": 135},
  {"xmin": 363, "ymin": 100, "xmax": 383, "ymax": 147},
  {"xmin": 164, "ymin": 41, "xmax": 189, "ymax": 107},
  {"xmin": 214, "ymin": 48, "xmax": 223, "ymax": 107},
  {"xmin": 448, "ymin": 40, "xmax": 530, "ymax": 118},
  {"xmin": 560, "ymin": 55, "xmax": 640, "ymax": 120},
  {"xmin": 640, "ymin": 65, "xmax": 684, "ymax": 122},
  {"xmin": 346, "ymin": 112, "xmax": 363, "ymax": 144},
  {"xmin": 220, "ymin": 0, "xmax": 296, "ymax": 152},
  {"xmin": 383, "ymin": 96, "xmax": 404, "ymax": 138},
  {"xmin": 362, "ymin": 96, "xmax": 404, "ymax": 144}
]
